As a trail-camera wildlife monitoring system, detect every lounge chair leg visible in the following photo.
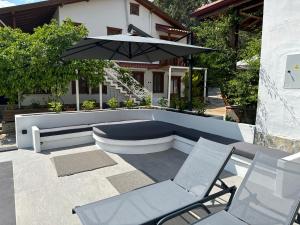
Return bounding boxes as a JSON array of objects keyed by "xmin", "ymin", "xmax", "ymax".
[{"xmin": 296, "ymin": 213, "xmax": 300, "ymax": 224}]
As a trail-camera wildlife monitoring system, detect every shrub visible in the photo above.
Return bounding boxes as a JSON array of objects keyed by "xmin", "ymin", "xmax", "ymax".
[
  {"xmin": 192, "ymin": 98, "xmax": 207, "ymax": 115},
  {"xmin": 158, "ymin": 97, "xmax": 168, "ymax": 107},
  {"xmin": 125, "ymin": 99, "xmax": 135, "ymax": 108},
  {"xmin": 31, "ymin": 100, "xmax": 41, "ymax": 109},
  {"xmin": 140, "ymin": 96, "xmax": 152, "ymax": 107},
  {"xmin": 107, "ymin": 97, "xmax": 118, "ymax": 109},
  {"xmin": 175, "ymin": 97, "xmax": 188, "ymax": 111},
  {"xmin": 48, "ymin": 101, "xmax": 63, "ymax": 113},
  {"xmin": 82, "ymin": 99, "xmax": 96, "ymax": 110}
]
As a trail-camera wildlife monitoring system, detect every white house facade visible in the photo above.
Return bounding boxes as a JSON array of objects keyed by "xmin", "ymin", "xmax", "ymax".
[{"xmin": 0, "ymin": 0, "xmax": 190, "ymax": 107}]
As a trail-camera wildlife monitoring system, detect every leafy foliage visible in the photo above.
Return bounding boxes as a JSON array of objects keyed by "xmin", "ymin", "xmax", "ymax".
[
  {"xmin": 192, "ymin": 97, "xmax": 207, "ymax": 115},
  {"xmin": 125, "ymin": 99, "xmax": 135, "ymax": 108},
  {"xmin": 193, "ymin": 15, "xmax": 238, "ymax": 87},
  {"xmin": 0, "ymin": 27, "xmax": 32, "ymax": 105},
  {"xmin": 140, "ymin": 96, "xmax": 152, "ymax": 107},
  {"xmin": 153, "ymin": 0, "xmax": 211, "ymax": 27},
  {"xmin": 107, "ymin": 97, "xmax": 118, "ymax": 109},
  {"xmin": 183, "ymin": 70, "xmax": 204, "ymax": 98},
  {"xmin": 224, "ymin": 35, "xmax": 261, "ymax": 106},
  {"xmin": 82, "ymin": 99, "xmax": 96, "ymax": 110},
  {"xmin": 158, "ymin": 97, "xmax": 168, "ymax": 107},
  {"xmin": 48, "ymin": 101, "xmax": 63, "ymax": 113},
  {"xmin": 193, "ymin": 14, "xmax": 261, "ymax": 107},
  {"xmin": 0, "ymin": 19, "xmax": 107, "ymax": 106}
]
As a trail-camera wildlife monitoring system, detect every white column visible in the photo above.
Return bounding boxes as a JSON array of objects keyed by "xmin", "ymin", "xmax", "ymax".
[
  {"xmin": 75, "ymin": 79, "xmax": 80, "ymax": 111},
  {"xmin": 168, "ymin": 66, "xmax": 172, "ymax": 107},
  {"xmin": 18, "ymin": 92, "xmax": 21, "ymax": 109},
  {"xmin": 203, "ymin": 69, "xmax": 208, "ymax": 102},
  {"xmin": 99, "ymin": 83, "xmax": 103, "ymax": 109}
]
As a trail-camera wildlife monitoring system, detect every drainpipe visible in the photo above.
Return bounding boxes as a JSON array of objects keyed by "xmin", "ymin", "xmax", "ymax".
[
  {"xmin": 124, "ymin": 0, "xmax": 129, "ymax": 28},
  {"xmin": 149, "ymin": 11, "xmax": 152, "ymax": 35}
]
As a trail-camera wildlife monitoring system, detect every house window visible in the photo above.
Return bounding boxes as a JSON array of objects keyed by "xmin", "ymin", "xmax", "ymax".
[
  {"xmin": 71, "ymin": 78, "xmax": 89, "ymax": 94},
  {"xmin": 132, "ymin": 71, "xmax": 144, "ymax": 86},
  {"xmin": 91, "ymin": 85, "xmax": 108, "ymax": 94},
  {"xmin": 153, "ymin": 72, "xmax": 164, "ymax": 93},
  {"xmin": 130, "ymin": 3, "xmax": 140, "ymax": 16},
  {"xmin": 107, "ymin": 27, "xmax": 122, "ymax": 35}
]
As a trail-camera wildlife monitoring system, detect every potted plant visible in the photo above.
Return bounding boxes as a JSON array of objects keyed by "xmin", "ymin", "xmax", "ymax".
[
  {"xmin": 82, "ymin": 99, "xmax": 96, "ymax": 111},
  {"xmin": 158, "ymin": 97, "xmax": 168, "ymax": 108},
  {"xmin": 125, "ymin": 99, "xmax": 135, "ymax": 109},
  {"xmin": 107, "ymin": 97, "xmax": 118, "ymax": 109},
  {"xmin": 48, "ymin": 101, "xmax": 63, "ymax": 113}
]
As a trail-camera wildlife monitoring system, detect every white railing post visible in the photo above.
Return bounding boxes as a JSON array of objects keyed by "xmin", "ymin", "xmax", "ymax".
[
  {"xmin": 76, "ymin": 79, "xmax": 80, "ymax": 111},
  {"xmin": 168, "ymin": 66, "xmax": 172, "ymax": 107},
  {"xmin": 99, "ymin": 83, "xmax": 103, "ymax": 109},
  {"xmin": 204, "ymin": 69, "xmax": 208, "ymax": 103}
]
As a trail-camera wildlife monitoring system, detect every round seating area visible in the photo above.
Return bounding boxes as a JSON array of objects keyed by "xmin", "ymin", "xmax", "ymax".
[{"xmin": 93, "ymin": 120, "xmax": 239, "ymax": 154}]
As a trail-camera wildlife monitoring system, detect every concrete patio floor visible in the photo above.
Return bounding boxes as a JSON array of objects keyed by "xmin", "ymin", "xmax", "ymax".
[{"xmin": 0, "ymin": 145, "xmax": 244, "ymax": 225}]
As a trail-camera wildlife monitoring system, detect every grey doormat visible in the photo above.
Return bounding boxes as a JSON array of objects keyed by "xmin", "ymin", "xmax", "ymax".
[
  {"xmin": 107, "ymin": 170, "xmax": 155, "ymax": 194},
  {"xmin": 0, "ymin": 161, "xmax": 16, "ymax": 225},
  {"xmin": 51, "ymin": 150, "xmax": 117, "ymax": 177}
]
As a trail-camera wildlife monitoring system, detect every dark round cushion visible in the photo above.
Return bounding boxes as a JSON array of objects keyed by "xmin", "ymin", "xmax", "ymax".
[{"xmin": 93, "ymin": 121, "xmax": 175, "ymax": 140}]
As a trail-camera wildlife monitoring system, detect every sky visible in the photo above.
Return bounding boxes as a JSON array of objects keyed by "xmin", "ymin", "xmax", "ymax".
[{"xmin": 0, "ymin": 0, "xmax": 44, "ymax": 8}]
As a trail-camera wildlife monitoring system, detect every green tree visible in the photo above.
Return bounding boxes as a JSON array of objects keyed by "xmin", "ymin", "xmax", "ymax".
[
  {"xmin": 154, "ymin": 0, "xmax": 212, "ymax": 27},
  {"xmin": 0, "ymin": 19, "xmax": 107, "ymax": 106},
  {"xmin": 0, "ymin": 27, "xmax": 32, "ymax": 105},
  {"xmin": 224, "ymin": 34, "xmax": 261, "ymax": 107},
  {"xmin": 193, "ymin": 15, "xmax": 238, "ymax": 87},
  {"xmin": 31, "ymin": 20, "xmax": 107, "ymax": 100}
]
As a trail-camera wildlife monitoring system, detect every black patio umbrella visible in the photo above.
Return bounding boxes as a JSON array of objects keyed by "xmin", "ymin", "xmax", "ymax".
[{"xmin": 61, "ymin": 34, "xmax": 213, "ymax": 109}]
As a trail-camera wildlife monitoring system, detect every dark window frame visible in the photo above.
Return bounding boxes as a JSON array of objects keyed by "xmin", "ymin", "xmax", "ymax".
[
  {"xmin": 130, "ymin": 2, "xmax": 140, "ymax": 16},
  {"xmin": 132, "ymin": 71, "xmax": 145, "ymax": 86},
  {"xmin": 71, "ymin": 78, "xmax": 89, "ymax": 95},
  {"xmin": 153, "ymin": 72, "xmax": 164, "ymax": 93},
  {"xmin": 91, "ymin": 85, "xmax": 107, "ymax": 94},
  {"xmin": 107, "ymin": 26, "xmax": 122, "ymax": 35}
]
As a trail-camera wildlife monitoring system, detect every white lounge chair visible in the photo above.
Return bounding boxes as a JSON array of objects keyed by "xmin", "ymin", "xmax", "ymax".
[
  {"xmin": 73, "ymin": 138, "xmax": 235, "ymax": 225},
  {"xmin": 158, "ymin": 152, "xmax": 300, "ymax": 225}
]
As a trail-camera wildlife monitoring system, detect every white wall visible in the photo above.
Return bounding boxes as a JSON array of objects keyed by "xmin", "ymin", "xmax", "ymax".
[
  {"xmin": 15, "ymin": 109, "xmax": 255, "ymax": 149},
  {"xmin": 21, "ymin": 83, "xmax": 126, "ymax": 106},
  {"xmin": 58, "ymin": 0, "xmax": 186, "ymax": 40},
  {"xmin": 256, "ymin": 0, "xmax": 300, "ymax": 141}
]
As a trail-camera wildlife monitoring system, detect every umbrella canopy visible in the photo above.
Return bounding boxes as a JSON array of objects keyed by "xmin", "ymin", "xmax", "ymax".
[{"xmin": 61, "ymin": 34, "xmax": 213, "ymax": 62}]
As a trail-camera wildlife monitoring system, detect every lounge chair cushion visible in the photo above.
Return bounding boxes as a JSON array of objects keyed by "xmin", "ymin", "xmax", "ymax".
[
  {"xmin": 93, "ymin": 121, "xmax": 175, "ymax": 140},
  {"xmin": 74, "ymin": 180, "xmax": 197, "ymax": 225},
  {"xmin": 40, "ymin": 125, "xmax": 92, "ymax": 137},
  {"xmin": 230, "ymin": 142, "xmax": 290, "ymax": 160},
  {"xmin": 173, "ymin": 125, "xmax": 237, "ymax": 144},
  {"xmin": 193, "ymin": 211, "xmax": 247, "ymax": 225}
]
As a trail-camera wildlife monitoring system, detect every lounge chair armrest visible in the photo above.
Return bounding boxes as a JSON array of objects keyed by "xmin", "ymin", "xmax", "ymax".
[{"xmin": 157, "ymin": 185, "xmax": 237, "ymax": 225}]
